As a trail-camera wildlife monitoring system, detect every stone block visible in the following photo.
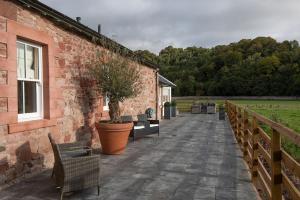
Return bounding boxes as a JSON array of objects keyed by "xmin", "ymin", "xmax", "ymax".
[
  {"xmin": 0, "ymin": 17, "xmax": 6, "ymax": 32},
  {"xmin": 0, "ymin": 42, "xmax": 7, "ymax": 58},
  {"xmin": 0, "ymin": 146, "xmax": 5, "ymax": 152},
  {"xmin": 0, "ymin": 70, "xmax": 7, "ymax": 85},
  {"xmin": 0, "ymin": 125, "xmax": 8, "ymax": 136},
  {"xmin": 0, "ymin": 98, "xmax": 8, "ymax": 112}
]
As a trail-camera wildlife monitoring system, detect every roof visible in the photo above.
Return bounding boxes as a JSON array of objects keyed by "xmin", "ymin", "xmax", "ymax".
[
  {"xmin": 13, "ymin": 0, "xmax": 159, "ymax": 70},
  {"xmin": 159, "ymin": 74, "xmax": 176, "ymax": 87}
]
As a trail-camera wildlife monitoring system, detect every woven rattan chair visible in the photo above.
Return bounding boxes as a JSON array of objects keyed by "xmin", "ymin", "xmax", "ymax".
[
  {"xmin": 50, "ymin": 140, "xmax": 101, "ymax": 200},
  {"xmin": 48, "ymin": 133, "xmax": 92, "ymax": 178}
]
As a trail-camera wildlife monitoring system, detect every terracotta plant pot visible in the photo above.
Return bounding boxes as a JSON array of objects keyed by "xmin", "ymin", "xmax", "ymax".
[{"xmin": 96, "ymin": 122, "xmax": 133, "ymax": 155}]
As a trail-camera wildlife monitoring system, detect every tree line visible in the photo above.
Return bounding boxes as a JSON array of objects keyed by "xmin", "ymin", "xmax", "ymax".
[{"xmin": 135, "ymin": 37, "xmax": 300, "ymax": 96}]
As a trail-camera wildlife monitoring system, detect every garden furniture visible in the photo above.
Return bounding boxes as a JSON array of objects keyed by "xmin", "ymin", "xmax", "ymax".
[
  {"xmin": 191, "ymin": 104, "xmax": 201, "ymax": 114},
  {"xmin": 207, "ymin": 103, "xmax": 216, "ymax": 114},
  {"xmin": 49, "ymin": 135, "xmax": 101, "ymax": 200},
  {"xmin": 121, "ymin": 114, "xmax": 160, "ymax": 141},
  {"xmin": 48, "ymin": 134, "xmax": 92, "ymax": 178}
]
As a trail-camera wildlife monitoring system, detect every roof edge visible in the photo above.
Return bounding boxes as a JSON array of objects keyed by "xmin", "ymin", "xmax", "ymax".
[
  {"xmin": 159, "ymin": 74, "xmax": 176, "ymax": 87},
  {"xmin": 14, "ymin": 0, "xmax": 159, "ymax": 70}
]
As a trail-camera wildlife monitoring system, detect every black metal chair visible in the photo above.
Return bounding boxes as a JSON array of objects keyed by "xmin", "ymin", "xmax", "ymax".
[{"xmin": 121, "ymin": 114, "xmax": 159, "ymax": 141}]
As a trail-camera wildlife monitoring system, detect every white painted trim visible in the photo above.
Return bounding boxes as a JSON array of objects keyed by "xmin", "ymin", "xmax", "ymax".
[{"xmin": 17, "ymin": 40, "xmax": 43, "ymax": 122}]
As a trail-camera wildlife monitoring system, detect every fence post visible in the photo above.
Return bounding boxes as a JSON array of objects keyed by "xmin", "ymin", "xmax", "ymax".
[
  {"xmin": 271, "ymin": 128, "xmax": 282, "ymax": 200},
  {"xmin": 237, "ymin": 107, "xmax": 241, "ymax": 143},
  {"xmin": 234, "ymin": 106, "xmax": 238, "ymax": 136},
  {"xmin": 251, "ymin": 116, "xmax": 258, "ymax": 180},
  {"xmin": 225, "ymin": 101, "xmax": 229, "ymax": 121},
  {"xmin": 243, "ymin": 110, "xmax": 249, "ymax": 158},
  {"xmin": 232, "ymin": 105, "xmax": 236, "ymax": 132}
]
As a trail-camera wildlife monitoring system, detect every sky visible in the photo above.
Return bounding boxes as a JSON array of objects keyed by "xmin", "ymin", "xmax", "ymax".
[{"xmin": 40, "ymin": 0, "xmax": 300, "ymax": 54}]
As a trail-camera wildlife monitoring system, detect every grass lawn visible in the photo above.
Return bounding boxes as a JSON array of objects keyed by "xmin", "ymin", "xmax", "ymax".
[
  {"xmin": 176, "ymin": 98, "xmax": 300, "ymax": 159},
  {"xmin": 233, "ymin": 100, "xmax": 300, "ymax": 160},
  {"xmin": 232, "ymin": 100, "xmax": 300, "ymax": 133}
]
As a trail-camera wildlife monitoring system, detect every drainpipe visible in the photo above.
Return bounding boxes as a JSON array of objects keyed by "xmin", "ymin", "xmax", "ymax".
[{"xmin": 155, "ymin": 69, "xmax": 159, "ymax": 120}]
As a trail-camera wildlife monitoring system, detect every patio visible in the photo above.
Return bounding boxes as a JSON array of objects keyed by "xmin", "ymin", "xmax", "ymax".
[{"xmin": 0, "ymin": 114, "xmax": 258, "ymax": 200}]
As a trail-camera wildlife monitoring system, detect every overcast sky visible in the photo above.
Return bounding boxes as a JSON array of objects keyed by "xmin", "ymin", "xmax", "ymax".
[{"xmin": 40, "ymin": 0, "xmax": 300, "ymax": 54}]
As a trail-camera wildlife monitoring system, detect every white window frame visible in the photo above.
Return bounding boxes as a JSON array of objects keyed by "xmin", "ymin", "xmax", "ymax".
[
  {"xmin": 17, "ymin": 40, "xmax": 43, "ymax": 122},
  {"xmin": 103, "ymin": 93, "xmax": 109, "ymax": 111}
]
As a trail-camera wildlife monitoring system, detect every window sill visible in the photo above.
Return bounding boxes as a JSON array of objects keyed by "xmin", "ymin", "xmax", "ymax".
[
  {"xmin": 18, "ymin": 116, "xmax": 43, "ymax": 123},
  {"xmin": 8, "ymin": 119, "xmax": 56, "ymax": 134}
]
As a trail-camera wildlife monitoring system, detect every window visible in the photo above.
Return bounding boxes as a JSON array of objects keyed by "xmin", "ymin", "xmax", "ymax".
[
  {"xmin": 103, "ymin": 93, "xmax": 109, "ymax": 111},
  {"xmin": 17, "ymin": 40, "xmax": 43, "ymax": 121}
]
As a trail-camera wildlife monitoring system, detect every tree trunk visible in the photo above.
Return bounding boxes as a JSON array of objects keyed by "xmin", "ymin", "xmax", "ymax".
[{"xmin": 108, "ymin": 100, "xmax": 120, "ymax": 122}]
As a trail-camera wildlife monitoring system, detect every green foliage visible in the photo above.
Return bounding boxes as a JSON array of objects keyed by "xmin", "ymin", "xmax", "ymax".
[
  {"xmin": 136, "ymin": 37, "xmax": 300, "ymax": 96},
  {"xmin": 171, "ymin": 100, "xmax": 177, "ymax": 107},
  {"xmin": 164, "ymin": 102, "xmax": 171, "ymax": 107},
  {"xmin": 89, "ymin": 50, "xmax": 141, "ymax": 122},
  {"xmin": 218, "ymin": 103, "xmax": 224, "ymax": 109}
]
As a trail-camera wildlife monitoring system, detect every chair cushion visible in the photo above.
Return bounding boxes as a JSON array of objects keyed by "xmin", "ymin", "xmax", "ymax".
[
  {"xmin": 150, "ymin": 124, "xmax": 159, "ymax": 127},
  {"xmin": 134, "ymin": 125, "xmax": 145, "ymax": 130}
]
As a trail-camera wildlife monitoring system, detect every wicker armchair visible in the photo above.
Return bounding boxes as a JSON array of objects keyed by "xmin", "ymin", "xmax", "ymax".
[
  {"xmin": 48, "ymin": 133, "xmax": 92, "ymax": 178},
  {"xmin": 121, "ymin": 114, "xmax": 159, "ymax": 141},
  {"xmin": 50, "ymin": 139, "xmax": 101, "ymax": 200}
]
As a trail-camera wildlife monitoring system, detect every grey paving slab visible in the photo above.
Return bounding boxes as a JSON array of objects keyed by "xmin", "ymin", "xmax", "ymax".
[{"xmin": 0, "ymin": 114, "xmax": 258, "ymax": 200}]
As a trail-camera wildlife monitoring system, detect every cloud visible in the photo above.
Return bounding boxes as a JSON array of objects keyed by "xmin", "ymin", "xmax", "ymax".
[{"xmin": 40, "ymin": 0, "xmax": 300, "ymax": 54}]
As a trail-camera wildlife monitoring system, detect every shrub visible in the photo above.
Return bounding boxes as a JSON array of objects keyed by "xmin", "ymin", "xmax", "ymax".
[
  {"xmin": 171, "ymin": 100, "xmax": 177, "ymax": 107},
  {"xmin": 164, "ymin": 102, "xmax": 171, "ymax": 107}
]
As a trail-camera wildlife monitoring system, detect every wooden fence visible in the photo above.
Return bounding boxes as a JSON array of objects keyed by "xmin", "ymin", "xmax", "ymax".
[{"xmin": 226, "ymin": 101, "xmax": 300, "ymax": 200}]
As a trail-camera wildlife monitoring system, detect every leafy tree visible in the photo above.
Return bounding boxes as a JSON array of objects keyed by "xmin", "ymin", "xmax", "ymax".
[
  {"xmin": 89, "ymin": 51, "xmax": 141, "ymax": 122},
  {"xmin": 136, "ymin": 37, "xmax": 300, "ymax": 96}
]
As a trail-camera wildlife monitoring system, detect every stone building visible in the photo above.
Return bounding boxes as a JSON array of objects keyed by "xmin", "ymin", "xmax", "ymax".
[
  {"xmin": 0, "ymin": 0, "xmax": 159, "ymax": 184},
  {"xmin": 158, "ymin": 74, "xmax": 176, "ymax": 119}
]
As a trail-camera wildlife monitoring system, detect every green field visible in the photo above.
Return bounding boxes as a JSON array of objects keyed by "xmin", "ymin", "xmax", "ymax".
[
  {"xmin": 176, "ymin": 99, "xmax": 300, "ymax": 132},
  {"xmin": 176, "ymin": 98, "xmax": 300, "ymax": 159},
  {"xmin": 232, "ymin": 100, "xmax": 300, "ymax": 133}
]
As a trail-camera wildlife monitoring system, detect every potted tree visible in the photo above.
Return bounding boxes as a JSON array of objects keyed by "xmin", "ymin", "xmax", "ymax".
[
  {"xmin": 164, "ymin": 102, "xmax": 171, "ymax": 119},
  {"xmin": 89, "ymin": 51, "xmax": 141, "ymax": 155},
  {"xmin": 171, "ymin": 100, "xmax": 177, "ymax": 117}
]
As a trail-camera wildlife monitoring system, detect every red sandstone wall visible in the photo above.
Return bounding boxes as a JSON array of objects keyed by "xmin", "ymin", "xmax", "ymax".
[{"xmin": 0, "ymin": 1, "xmax": 158, "ymax": 184}]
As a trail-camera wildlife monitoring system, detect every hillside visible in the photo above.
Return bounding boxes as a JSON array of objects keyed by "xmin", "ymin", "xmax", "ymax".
[{"xmin": 135, "ymin": 37, "xmax": 300, "ymax": 96}]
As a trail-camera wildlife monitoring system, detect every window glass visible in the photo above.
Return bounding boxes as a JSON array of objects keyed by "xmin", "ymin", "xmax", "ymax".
[
  {"xmin": 17, "ymin": 43, "xmax": 25, "ymax": 78},
  {"xmin": 18, "ymin": 80, "xmax": 24, "ymax": 114},
  {"xmin": 26, "ymin": 45, "xmax": 39, "ymax": 79},
  {"xmin": 24, "ymin": 81, "xmax": 37, "ymax": 113}
]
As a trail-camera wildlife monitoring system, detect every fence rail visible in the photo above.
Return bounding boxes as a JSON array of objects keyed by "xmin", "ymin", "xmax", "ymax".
[{"xmin": 226, "ymin": 101, "xmax": 300, "ymax": 200}]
